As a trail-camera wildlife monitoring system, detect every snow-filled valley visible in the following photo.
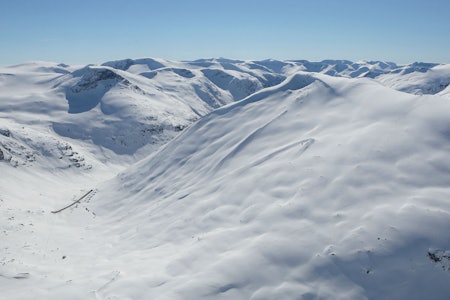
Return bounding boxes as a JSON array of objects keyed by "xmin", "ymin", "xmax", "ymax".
[{"xmin": 1, "ymin": 58, "xmax": 450, "ymax": 299}]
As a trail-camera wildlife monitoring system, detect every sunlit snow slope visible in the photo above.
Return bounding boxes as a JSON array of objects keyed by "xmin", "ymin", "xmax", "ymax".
[{"xmin": 89, "ymin": 74, "xmax": 450, "ymax": 299}]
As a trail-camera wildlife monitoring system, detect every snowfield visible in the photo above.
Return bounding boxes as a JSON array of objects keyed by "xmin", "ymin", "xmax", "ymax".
[{"xmin": 1, "ymin": 59, "xmax": 450, "ymax": 299}]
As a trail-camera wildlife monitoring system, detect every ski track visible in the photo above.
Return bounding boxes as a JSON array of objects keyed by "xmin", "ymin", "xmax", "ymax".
[{"xmin": 213, "ymin": 109, "xmax": 288, "ymax": 172}]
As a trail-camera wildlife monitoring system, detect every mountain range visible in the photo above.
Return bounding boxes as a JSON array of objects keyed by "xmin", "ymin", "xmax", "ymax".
[{"xmin": 1, "ymin": 58, "xmax": 450, "ymax": 299}]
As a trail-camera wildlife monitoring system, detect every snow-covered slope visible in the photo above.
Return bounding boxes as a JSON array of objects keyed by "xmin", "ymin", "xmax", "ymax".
[
  {"xmin": 0, "ymin": 58, "xmax": 289, "ymax": 170},
  {"xmin": 82, "ymin": 73, "xmax": 450, "ymax": 299},
  {"xmin": 376, "ymin": 63, "xmax": 450, "ymax": 95},
  {"xmin": 268, "ymin": 59, "xmax": 450, "ymax": 95},
  {"xmin": 2, "ymin": 59, "xmax": 450, "ymax": 299}
]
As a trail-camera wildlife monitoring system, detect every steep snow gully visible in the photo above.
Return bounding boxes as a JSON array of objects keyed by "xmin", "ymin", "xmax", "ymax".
[{"xmin": 1, "ymin": 58, "xmax": 450, "ymax": 299}]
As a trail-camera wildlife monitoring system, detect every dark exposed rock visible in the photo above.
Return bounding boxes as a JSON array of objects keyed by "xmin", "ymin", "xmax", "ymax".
[{"xmin": 0, "ymin": 129, "xmax": 10, "ymax": 137}]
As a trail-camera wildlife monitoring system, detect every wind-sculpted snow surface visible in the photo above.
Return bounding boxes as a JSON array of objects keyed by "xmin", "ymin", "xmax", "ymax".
[
  {"xmin": 2, "ymin": 59, "xmax": 450, "ymax": 299},
  {"xmin": 82, "ymin": 74, "xmax": 450, "ymax": 299}
]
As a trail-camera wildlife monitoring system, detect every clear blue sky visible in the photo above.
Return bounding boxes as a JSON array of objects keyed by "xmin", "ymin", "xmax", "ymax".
[{"xmin": 1, "ymin": 0, "xmax": 450, "ymax": 66}]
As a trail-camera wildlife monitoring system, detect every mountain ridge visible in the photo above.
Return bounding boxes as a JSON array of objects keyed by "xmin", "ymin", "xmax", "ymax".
[
  {"xmin": 88, "ymin": 72, "xmax": 450, "ymax": 299},
  {"xmin": 2, "ymin": 57, "xmax": 450, "ymax": 169}
]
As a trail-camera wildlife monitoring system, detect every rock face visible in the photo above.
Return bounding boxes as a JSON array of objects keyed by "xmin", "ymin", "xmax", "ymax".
[
  {"xmin": 65, "ymin": 67, "xmax": 128, "ymax": 114},
  {"xmin": 0, "ymin": 129, "xmax": 8, "ymax": 160},
  {"xmin": 0, "ymin": 129, "xmax": 10, "ymax": 137}
]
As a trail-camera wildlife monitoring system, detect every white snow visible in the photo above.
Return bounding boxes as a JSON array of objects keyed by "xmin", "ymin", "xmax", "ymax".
[{"xmin": 1, "ymin": 59, "xmax": 450, "ymax": 299}]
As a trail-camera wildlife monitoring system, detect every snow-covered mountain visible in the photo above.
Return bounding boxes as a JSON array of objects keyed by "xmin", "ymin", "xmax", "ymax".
[
  {"xmin": 1, "ymin": 57, "xmax": 448, "ymax": 185},
  {"xmin": 2, "ymin": 58, "xmax": 450, "ymax": 299},
  {"xmin": 2, "ymin": 58, "xmax": 450, "ymax": 170},
  {"xmin": 86, "ymin": 73, "xmax": 450, "ymax": 299},
  {"xmin": 0, "ymin": 58, "xmax": 285, "ymax": 170}
]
